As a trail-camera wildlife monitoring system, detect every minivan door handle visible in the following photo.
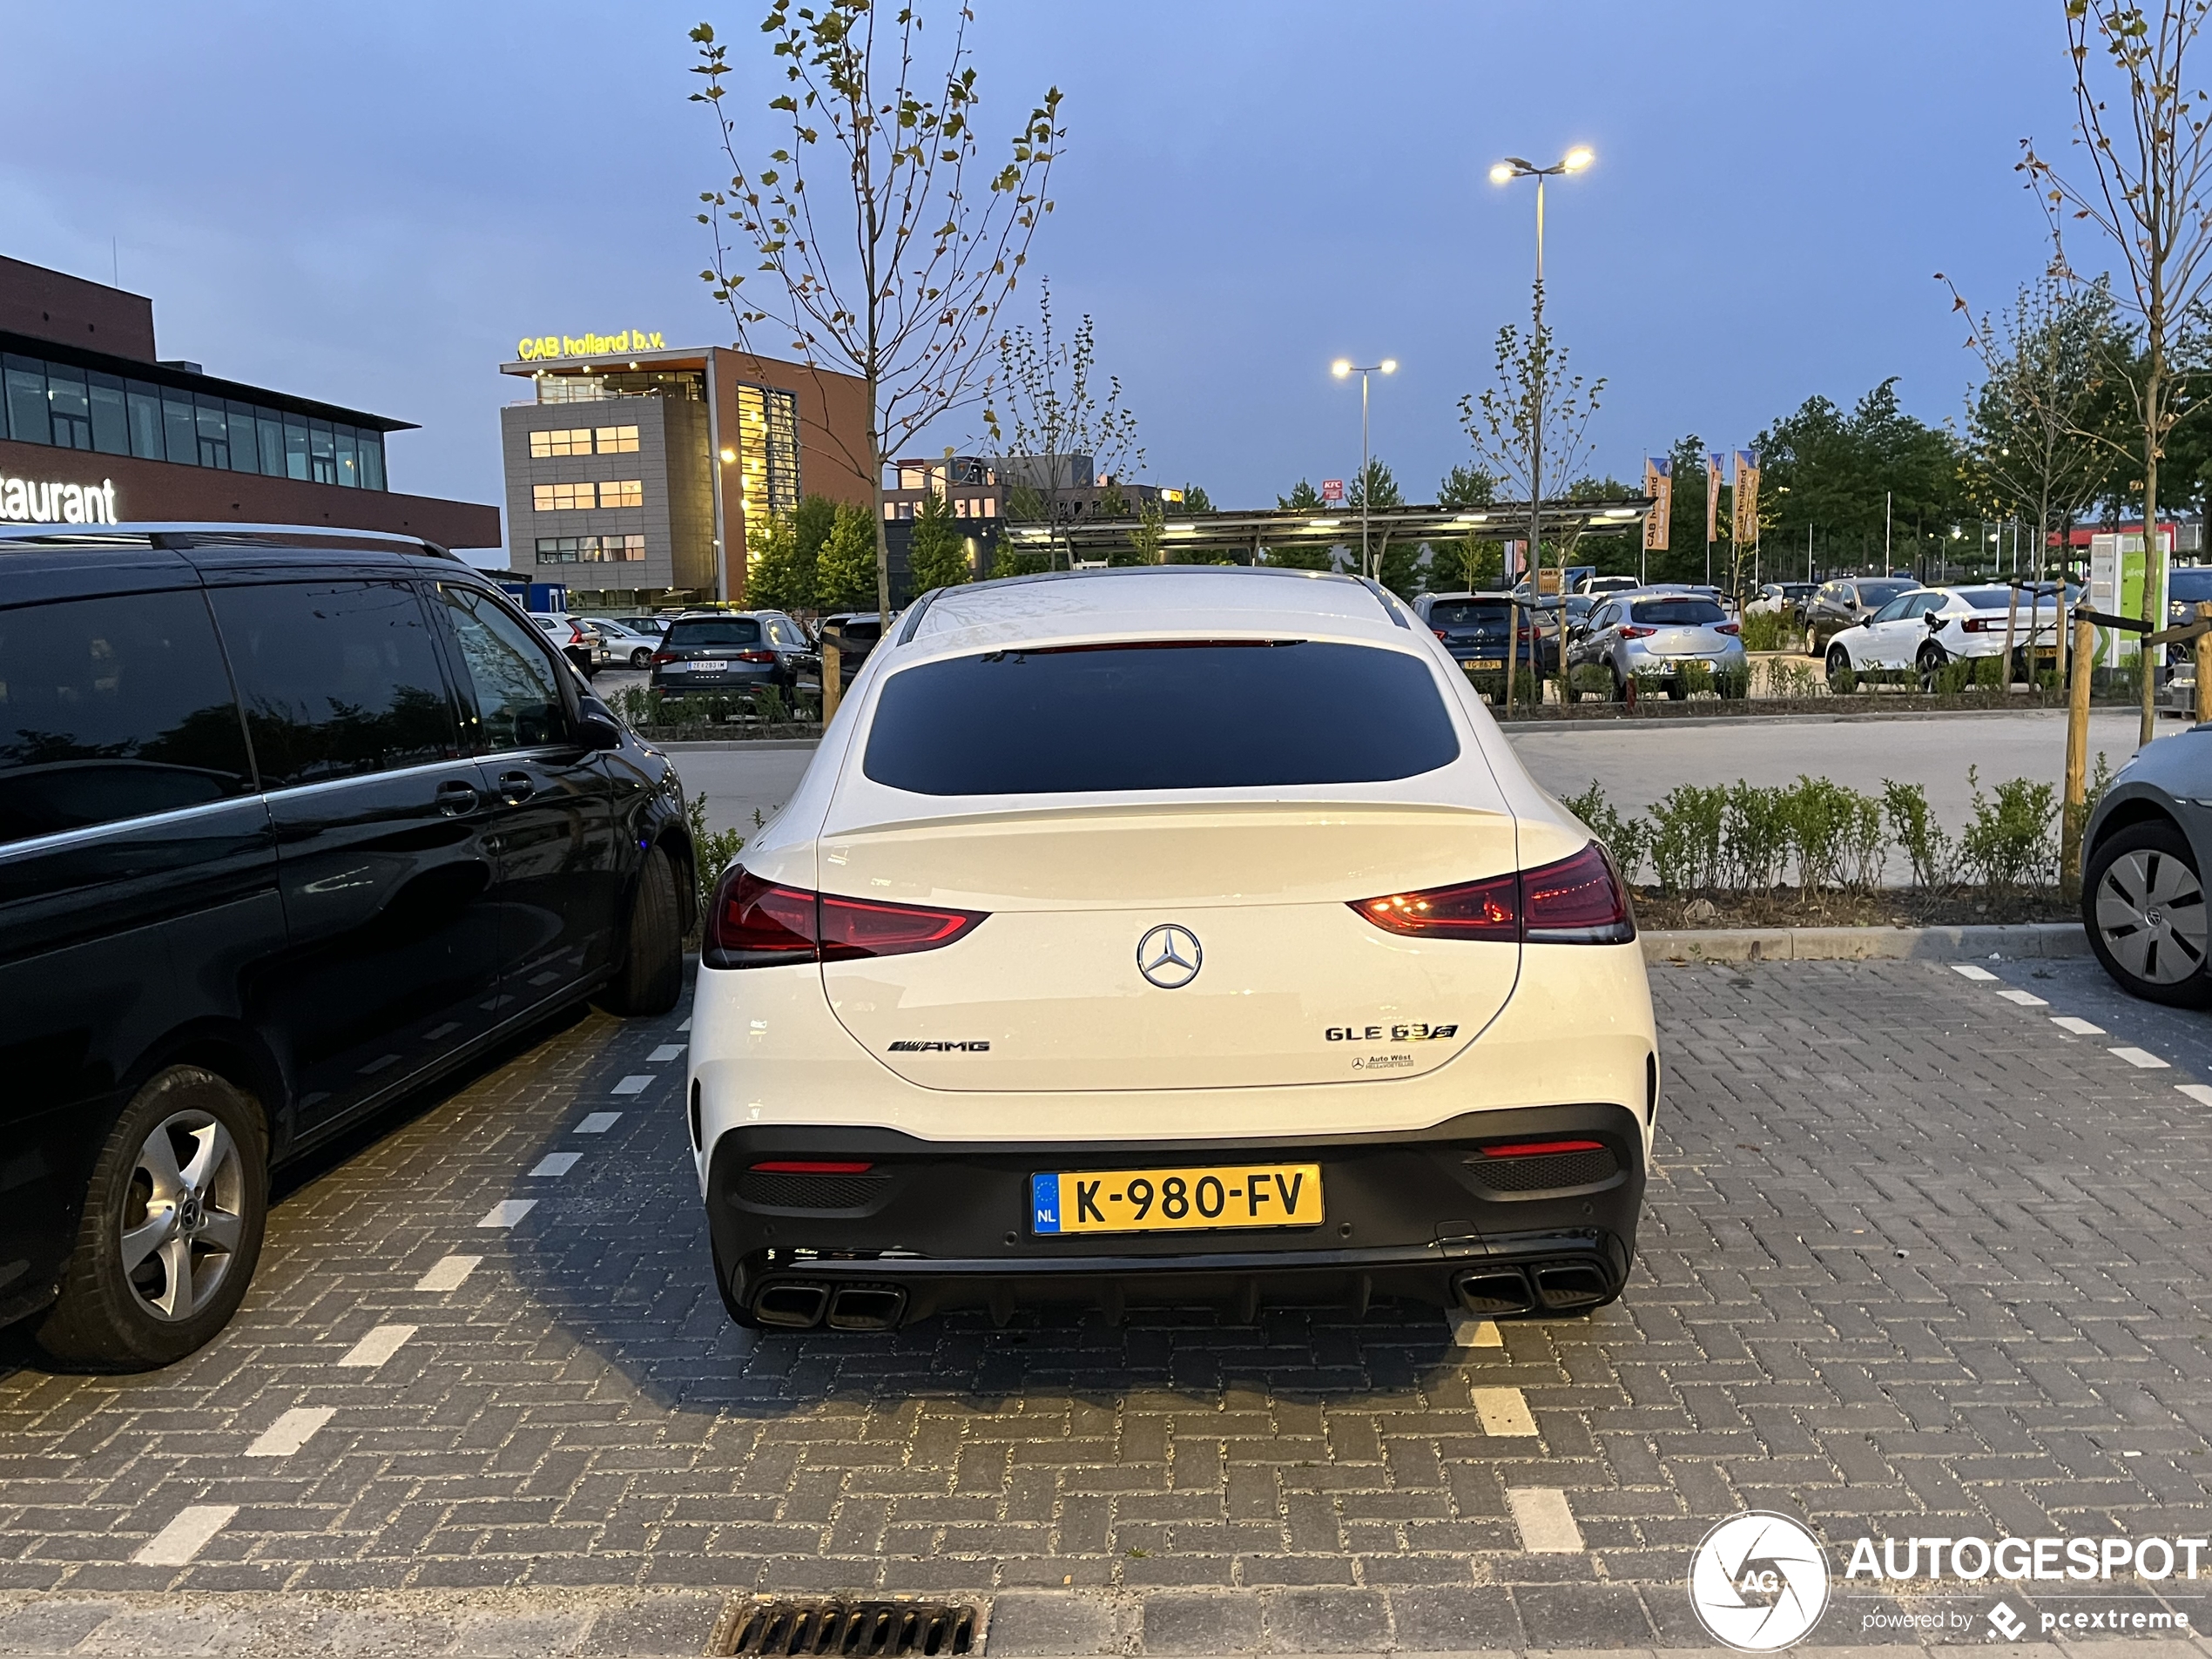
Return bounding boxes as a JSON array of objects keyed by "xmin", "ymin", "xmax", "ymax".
[
  {"xmin": 435, "ymin": 779, "xmax": 481, "ymax": 816},
  {"xmin": 495, "ymin": 770, "xmax": 536, "ymax": 805}
]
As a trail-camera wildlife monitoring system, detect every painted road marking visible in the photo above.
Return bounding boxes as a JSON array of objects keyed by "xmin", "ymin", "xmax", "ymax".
[
  {"xmin": 134, "ymin": 1504, "xmax": 239, "ymax": 1566},
  {"xmin": 477, "ymin": 1199, "xmax": 536, "ymax": 1228},
  {"xmin": 2052, "ymin": 1016, "xmax": 2107, "ymax": 1035},
  {"xmin": 2176, "ymin": 1084, "xmax": 2212, "ymax": 1108},
  {"xmin": 678, "ymin": 1018, "xmax": 692, "ymax": 1031},
  {"xmin": 1996, "ymin": 988, "xmax": 2049, "ymax": 1006},
  {"xmin": 246, "ymin": 1407, "xmax": 335, "ymax": 1458},
  {"xmin": 337, "ymin": 1325, "xmax": 417, "ymax": 1368},
  {"xmin": 2110, "ymin": 1047, "xmax": 2170, "ymax": 1069},
  {"xmin": 1449, "ymin": 1312, "xmax": 1504, "ymax": 1348},
  {"xmin": 611, "ymin": 1074, "xmax": 654, "ymax": 1096},
  {"xmin": 1472, "ymin": 1386, "xmax": 1539, "ymax": 1437},
  {"xmin": 648, "ymin": 1044, "xmax": 685, "ymax": 1062},
  {"xmin": 576, "ymin": 1112, "xmax": 622, "ymax": 1134},
  {"xmin": 414, "ymin": 1255, "xmax": 480, "ymax": 1292},
  {"xmin": 1507, "ymin": 1487, "xmax": 1584, "ymax": 1553},
  {"xmin": 529, "ymin": 1152, "xmax": 582, "ymax": 1177},
  {"xmin": 1952, "ymin": 964, "xmax": 2000, "ymax": 981}
]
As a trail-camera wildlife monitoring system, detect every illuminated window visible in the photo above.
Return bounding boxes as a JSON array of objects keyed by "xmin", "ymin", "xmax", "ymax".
[
  {"xmin": 532, "ymin": 482, "xmax": 595, "ymax": 511},
  {"xmin": 600, "ymin": 479, "xmax": 644, "ymax": 509},
  {"xmin": 529, "ymin": 428, "xmax": 594, "ymax": 458},
  {"xmin": 734, "ymin": 383, "xmax": 800, "ymax": 527},
  {"xmin": 595, "ymin": 425, "xmax": 640, "ymax": 454},
  {"xmin": 536, "ymin": 535, "xmax": 646, "ymax": 563}
]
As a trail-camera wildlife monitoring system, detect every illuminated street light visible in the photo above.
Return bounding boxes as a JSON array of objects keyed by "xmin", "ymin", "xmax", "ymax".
[{"xmin": 1332, "ymin": 359, "xmax": 1397, "ymax": 579}]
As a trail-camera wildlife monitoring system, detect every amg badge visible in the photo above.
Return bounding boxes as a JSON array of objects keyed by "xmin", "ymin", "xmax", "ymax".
[
  {"xmin": 887, "ymin": 1039, "xmax": 991, "ymax": 1053},
  {"xmin": 1325, "ymin": 1022, "xmax": 1460, "ymax": 1042}
]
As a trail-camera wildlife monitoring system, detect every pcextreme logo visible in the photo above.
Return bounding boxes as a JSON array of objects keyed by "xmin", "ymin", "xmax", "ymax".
[
  {"xmin": 516, "ymin": 330, "xmax": 667, "ymax": 361},
  {"xmin": 1688, "ymin": 1513, "xmax": 1831, "ymax": 1650}
]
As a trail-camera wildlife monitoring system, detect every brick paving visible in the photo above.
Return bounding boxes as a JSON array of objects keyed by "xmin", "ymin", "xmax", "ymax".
[{"xmin": 1, "ymin": 960, "xmax": 2210, "ymax": 1653}]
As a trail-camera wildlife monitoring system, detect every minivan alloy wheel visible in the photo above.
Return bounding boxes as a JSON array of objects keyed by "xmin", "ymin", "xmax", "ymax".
[
  {"xmin": 124, "ymin": 1109, "xmax": 248, "ymax": 1322},
  {"xmin": 2095, "ymin": 845, "xmax": 2209, "ymax": 986}
]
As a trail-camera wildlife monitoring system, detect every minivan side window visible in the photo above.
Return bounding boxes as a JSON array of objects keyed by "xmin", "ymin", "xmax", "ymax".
[
  {"xmin": 0, "ymin": 590, "xmax": 255, "ymax": 845},
  {"xmin": 431, "ymin": 585, "xmax": 569, "ymax": 752},
  {"xmin": 211, "ymin": 582, "xmax": 456, "ymax": 791}
]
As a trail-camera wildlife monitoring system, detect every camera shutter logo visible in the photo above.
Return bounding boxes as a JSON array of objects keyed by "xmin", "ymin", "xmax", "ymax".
[{"xmin": 1688, "ymin": 1512, "xmax": 1831, "ymax": 1651}]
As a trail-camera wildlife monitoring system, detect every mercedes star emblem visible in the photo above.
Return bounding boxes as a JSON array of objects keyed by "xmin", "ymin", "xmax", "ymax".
[{"xmin": 1136, "ymin": 923, "xmax": 1203, "ymax": 989}]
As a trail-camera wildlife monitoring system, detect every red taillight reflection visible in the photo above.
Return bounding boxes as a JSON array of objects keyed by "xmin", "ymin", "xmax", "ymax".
[
  {"xmin": 1617, "ymin": 624, "xmax": 1656, "ymax": 639},
  {"xmin": 1350, "ymin": 843, "xmax": 1633, "ymax": 946},
  {"xmin": 651, "ymin": 650, "xmax": 675, "ymax": 664},
  {"xmin": 1480, "ymin": 1138, "xmax": 1603, "ymax": 1158},
  {"xmin": 734, "ymin": 649, "xmax": 778, "ymax": 663},
  {"xmin": 752, "ymin": 1160, "xmax": 873, "ymax": 1174},
  {"xmin": 704, "ymin": 867, "xmax": 988, "ymax": 968}
]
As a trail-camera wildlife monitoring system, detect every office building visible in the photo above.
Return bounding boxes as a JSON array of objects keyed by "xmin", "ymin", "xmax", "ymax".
[
  {"xmin": 499, "ymin": 334, "xmax": 872, "ymax": 608},
  {"xmin": 0, "ymin": 254, "xmax": 497, "ymax": 546}
]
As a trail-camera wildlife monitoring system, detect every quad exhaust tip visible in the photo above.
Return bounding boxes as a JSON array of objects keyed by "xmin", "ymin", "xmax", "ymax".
[
  {"xmin": 1454, "ymin": 1271, "xmax": 1534, "ymax": 1316},
  {"xmin": 750, "ymin": 1280, "xmax": 909, "ymax": 1331},
  {"xmin": 826, "ymin": 1285, "xmax": 907, "ymax": 1331},
  {"xmin": 752, "ymin": 1281, "xmax": 830, "ymax": 1328},
  {"xmin": 1455, "ymin": 1261, "xmax": 1613, "ymax": 1317}
]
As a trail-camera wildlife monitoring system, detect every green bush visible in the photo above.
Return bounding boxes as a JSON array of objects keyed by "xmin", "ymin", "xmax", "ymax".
[
  {"xmin": 1958, "ymin": 765, "xmax": 2056, "ymax": 890},
  {"xmin": 1720, "ymin": 783, "xmax": 1791, "ymax": 893},
  {"xmin": 1562, "ymin": 779, "xmax": 1648, "ymax": 884},
  {"xmin": 1972, "ymin": 653, "xmax": 2004, "ymax": 691},
  {"xmin": 1568, "ymin": 664, "xmax": 1614, "ymax": 701},
  {"xmin": 1786, "ymin": 775, "xmax": 1885, "ymax": 893},
  {"xmin": 1676, "ymin": 661, "xmax": 1716, "ymax": 699},
  {"xmin": 684, "ymin": 792, "xmax": 748, "ymax": 930},
  {"xmin": 1880, "ymin": 780, "xmax": 1952, "ymax": 887},
  {"xmin": 1714, "ymin": 665, "xmax": 1750, "ymax": 699},
  {"xmin": 1766, "ymin": 658, "xmax": 1818, "ymax": 700},
  {"xmin": 1738, "ymin": 610, "xmax": 1792, "ymax": 652},
  {"xmin": 1649, "ymin": 785, "xmax": 1727, "ymax": 893},
  {"xmin": 1830, "ymin": 661, "xmax": 1858, "ymax": 695},
  {"xmin": 1933, "ymin": 658, "xmax": 1975, "ymax": 696}
]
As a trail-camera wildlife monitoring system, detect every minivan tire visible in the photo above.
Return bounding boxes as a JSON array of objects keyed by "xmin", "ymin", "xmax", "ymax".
[
  {"xmin": 598, "ymin": 846, "xmax": 684, "ymax": 1016},
  {"xmin": 36, "ymin": 1068, "xmax": 268, "ymax": 1372}
]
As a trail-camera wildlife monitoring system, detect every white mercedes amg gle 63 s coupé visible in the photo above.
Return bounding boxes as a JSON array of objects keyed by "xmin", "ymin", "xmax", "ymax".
[{"xmin": 686, "ymin": 567, "xmax": 1659, "ymax": 1332}]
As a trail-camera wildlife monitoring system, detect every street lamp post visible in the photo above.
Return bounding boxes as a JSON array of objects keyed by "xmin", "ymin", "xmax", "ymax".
[
  {"xmin": 1331, "ymin": 357, "xmax": 1396, "ymax": 578},
  {"xmin": 1490, "ymin": 146, "xmax": 1592, "ymax": 708}
]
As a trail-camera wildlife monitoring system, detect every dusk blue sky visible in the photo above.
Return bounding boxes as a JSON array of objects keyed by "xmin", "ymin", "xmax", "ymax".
[{"xmin": 3, "ymin": 3, "xmax": 2077, "ymax": 546}]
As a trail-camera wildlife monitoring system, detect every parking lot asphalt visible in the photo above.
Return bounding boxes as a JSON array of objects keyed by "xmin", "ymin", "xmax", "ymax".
[{"xmin": 3, "ymin": 959, "xmax": 2209, "ymax": 1655}]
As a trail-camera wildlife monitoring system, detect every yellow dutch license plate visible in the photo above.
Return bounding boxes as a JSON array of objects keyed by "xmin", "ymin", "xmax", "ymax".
[
  {"xmin": 1030, "ymin": 1163, "xmax": 1324, "ymax": 1235},
  {"xmin": 1464, "ymin": 658, "xmax": 1502, "ymax": 672}
]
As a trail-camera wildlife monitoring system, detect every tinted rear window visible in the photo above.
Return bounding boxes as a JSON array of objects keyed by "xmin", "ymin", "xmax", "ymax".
[
  {"xmin": 1428, "ymin": 601, "xmax": 1508, "ymax": 627},
  {"xmin": 0, "ymin": 590, "xmax": 255, "ymax": 845},
  {"xmin": 1861, "ymin": 580, "xmax": 1917, "ymax": 603},
  {"xmin": 863, "ymin": 641, "xmax": 1460, "ymax": 795},
  {"xmin": 665, "ymin": 618, "xmax": 762, "ymax": 648},
  {"xmin": 1629, "ymin": 598, "xmax": 1724, "ymax": 625},
  {"xmin": 1962, "ymin": 589, "xmax": 2014, "ymax": 610}
]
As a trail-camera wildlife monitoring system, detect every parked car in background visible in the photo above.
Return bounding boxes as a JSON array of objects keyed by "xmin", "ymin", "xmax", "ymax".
[
  {"xmin": 2080, "ymin": 729, "xmax": 2212, "ymax": 1005},
  {"xmin": 1746, "ymin": 581, "xmax": 1817, "ymax": 620},
  {"xmin": 2158, "ymin": 567, "xmax": 2212, "ymax": 715},
  {"xmin": 818, "ymin": 612, "xmax": 886, "ymax": 689},
  {"xmin": 650, "ymin": 610, "xmax": 819, "ymax": 697},
  {"xmin": 688, "ymin": 564, "xmax": 1656, "ymax": 1332},
  {"xmin": 590, "ymin": 617, "xmax": 663, "ymax": 670},
  {"xmin": 1581, "ymin": 575, "xmax": 1643, "ymax": 598},
  {"xmin": 533, "ymin": 612, "xmax": 609, "ymax": 678},
  {"xmin": 1412, "ymin": 592, "xmax": 1560, "ymax": 693},
  {"xmin": 612, "ymin": 614, "xmax": 671, "ymax": 639},
  {"xmin": 1801, "ymin": 577, "xmax": 1921, "ymax": 654},
  {"xmin": 1570, "ymin": 590, "xmax": 1748, "ymax": 699},
  {"xmin": 1824, "ymin": 583, "xmax": 2074, "ymax": 691},
  {"xmin": 0, "ymin": 523, "xmax": 691, "ymax": 1369}
]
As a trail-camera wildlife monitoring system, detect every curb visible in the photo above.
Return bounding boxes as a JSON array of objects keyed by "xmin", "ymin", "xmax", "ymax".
[{"xmin": 1640, "ymin": 921, "xmax": 2089, "ymax": 962}]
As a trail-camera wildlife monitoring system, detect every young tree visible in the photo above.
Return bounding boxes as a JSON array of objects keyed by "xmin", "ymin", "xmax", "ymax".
[
  {"xmin": 982, "ymin": 277, "xmax": 1141, "ymax": 568},
  {"xmin": 793, "ymin": 492, "xmax": 839, "ymax": 576},
  {"xmin": 1459, "ymin": 307, "xmax": 1603, "ymax": 705},
  {"xmin": 1120, "ymin": 498, "xmax": 1165, "ymax": 565},
  {"xmin": 2022, "ymin": 0, "xmax": 2212, "ymax": 743},
  {"xmin": 1177, "ymin": 482, "xmax": 1214, "ymax": 513},
  {"xmin": 906, "ymin": 489, "xmax": 971, "ymax": 590},
  {"xmin": 813, "ymin": 502, "xmax": 880, "ymax": 610},
  {"xmin": 1434, "ymin": 463, "xmax": 1503, "ymax": 590},
  {"xmin": 1267, "ymin": 478, "xmax": 1333, "ymax": 570},
  {"xmin": 690, "ymin": 7, "xmax": 1063, "ymax": 621},
  {"xmin": 745, "ymin": 512, "xmax": 812, "ymax": 612}
]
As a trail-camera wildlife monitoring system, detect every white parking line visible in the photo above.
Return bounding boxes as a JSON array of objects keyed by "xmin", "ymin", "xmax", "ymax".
[
  {"xmin": 133, "ymin": 1504, "xmax": 239, "ymax": 1566},
  {"xmin": 246, "ymin": 1406, "xmax": 334, "ymax": 1458},
  {"xmin": 2110, "ymin": 1046, "xmax": 2170, "ymax": 1069},
  {"xmin": 1952, "ymin": 964, "xmax": 2000, "ymax": 981},
  {"xmin": 529, "ymin": 1152, "xmax": 582, "ymax": 1177},
  {"xmin": 2176, "ymin": 1084, "xmax": 2212, "ymax": 1108},
  {"xmin": 476, "ymin": 1199, "xmax": 536, "ymax": 1228},
  {"xmin": 1472, "ymin": 1386, "xmax": 1539, "ymax": 1436},
  {"xmin": 414, "ymin": 1255, "xmax": 480, "ymax": 1292},
  {"xmin": 1507, "ymin": 1487, "xmax": 1583, "ymax": 1553},
  {"xmin": 2052, "ymin": 1016, "xmax": 2107, "ymax": 1035},
  {"xmin": 575, "ymin": 1112, "xmax": 621, "ymax": 1134},
  {"xmin": 610, "ymin": 1075, "xmax": 654, "ymax": 1096},
  {"xmin": 648, "ymin": 1044, "xmax": 685, "ymax": 1063},
  {"xmin": 678, "ymin": 1018, "xmax": 692, "ymax": 1031},
  {"xmin": 336, "ymin": 1324, "xmax": 416, "ymax": 1368},
  {"xmin": 1448, "ymin": 1312, "xmax": 1504, "ymax": 1348},
  {"xmin": 1996, "ymin": 988, "xmax": 2049, "ymax": 1006}
]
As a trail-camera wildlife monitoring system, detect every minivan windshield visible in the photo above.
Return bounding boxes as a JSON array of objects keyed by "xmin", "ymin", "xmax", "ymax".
[
  {"xmin": 1629, "ymin": 597, "xmax": 1725, "ymax": 625},
  {"xmin": 863, "ymin": 640, "xmax": 1460, "ymax": 795}
]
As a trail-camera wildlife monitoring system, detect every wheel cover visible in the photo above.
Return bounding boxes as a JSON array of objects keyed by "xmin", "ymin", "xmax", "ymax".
[
  {"xmin": 2096, "ymin": 847, "xmax": 2209, "ymax": 985},
  {"xmin": 121, "ymin": 1109, "xmax": 246, "ymax": 1322}
]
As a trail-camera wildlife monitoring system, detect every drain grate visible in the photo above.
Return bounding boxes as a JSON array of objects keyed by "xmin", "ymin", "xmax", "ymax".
[{"xmin": 711, "ymin": 1595, "xmax": 984, "ymax": 1657}]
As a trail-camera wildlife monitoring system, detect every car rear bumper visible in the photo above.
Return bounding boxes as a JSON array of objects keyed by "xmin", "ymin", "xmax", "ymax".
[
  {"xmin": 652, "ymin": 665, "xmax": 779, "ymax": 690},
  {"xmin": 704, "ymin": 1104, "xmax": 1644, "ymax": 1328}
]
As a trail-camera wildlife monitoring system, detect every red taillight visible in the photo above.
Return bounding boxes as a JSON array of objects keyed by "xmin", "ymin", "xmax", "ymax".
[
  {"xmin": 735, "ymin": 649, "xmax": 778, "ymax": 663},
  {"xmin": 1480, "ymin": 1139, "xmax": 1603, "ymax": 1158},
  {"xmin": 704, "ymin": 867, "xmax": 988, "ymax": 968},
  {"xmin": 751, "ymin": 1160, "xmax": 873, "ymax": 1174},
  {"xmin": 1433, "ymin": 628, "xmax": 1450, "ymax": 639},
  {"xmin": 1714, "ymin": 621, "xmax": 1741, "ymax": 636},
  {"xmin": 651, "ymin": 650, "xmax": 675, "ymax": 664},
  {"xmin": 1961, "ymin": 616, "xmax": 2005, "ymax": 632},
  {"xmin": 1617, "ymin": 624, "xmax": 1656, "ymax": 639},
  {"xmin": 1351, "ymin": 843, "xmax": 1633, "ymax": 946}
]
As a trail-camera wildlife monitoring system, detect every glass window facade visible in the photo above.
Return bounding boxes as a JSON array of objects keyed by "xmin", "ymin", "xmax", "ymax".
[
  {"xmin": 532, "ymin": 482, "xmax": 642, "ymax": 510},
  {"xmin": 735, "ymin": 383, "xmax": 799, "ymax": 524},
  {"xmin": 0, "ymin": 344, "xmax": 390, "ymax": 490},
  {"xmin": 598, "ymin": 479, "xmax": 644, "ymax": 509},
  {"xmin": 529, "ymin": 428, "xmax": 594, "ymax": 458},
  {"xmin": 535, "ymin": 534, "xmax": 646, "ymax": 563},
  {"xmin": 595, "ymin": 424, "xmax": 640, "ymax": 454}
]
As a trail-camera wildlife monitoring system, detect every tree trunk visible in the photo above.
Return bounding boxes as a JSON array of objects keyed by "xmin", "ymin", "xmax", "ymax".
[
  {"xmin": 2141, "ymin": 349, "xmax": 2163, "ymax": 748},
  {"xmin": 868, "ymin": 379, "xmax": 892, "ymax": 623}
]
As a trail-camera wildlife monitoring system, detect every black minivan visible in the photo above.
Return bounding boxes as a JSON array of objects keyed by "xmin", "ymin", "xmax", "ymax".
[{"xmin": 0, "ymin": 525, "xmax": 694, "ymax": 1370}]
